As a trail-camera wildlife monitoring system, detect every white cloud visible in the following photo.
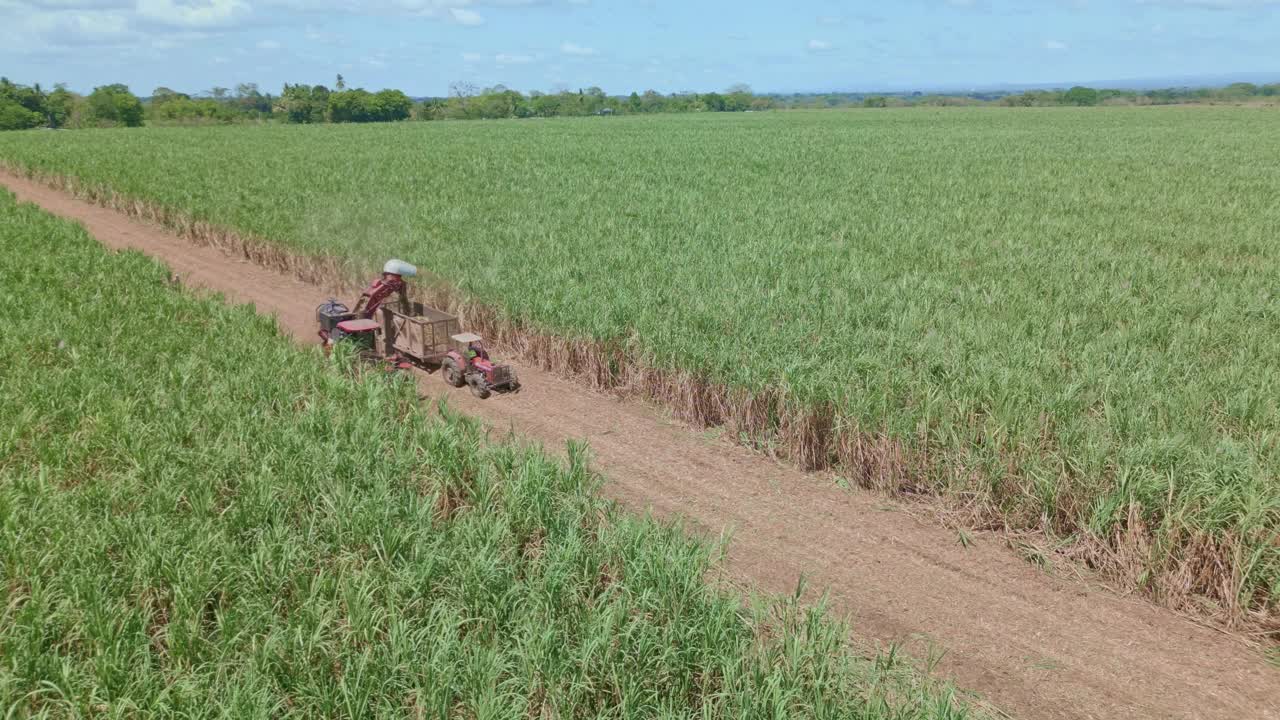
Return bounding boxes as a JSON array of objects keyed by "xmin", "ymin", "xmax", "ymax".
[
  {"xmin": 1044, "ymin": 39, "xmax": 1068, "ymax": 50},
  {"xmin": 449, "ymin": 7, "xmax": 484, "ymax": 25},
  {"xmin": 807, "ymin": 39, "xmax": 833, "ymax": 51},
  {"xmin": 0, "ymin": 0, "xmax": 252, "ymax": 55},
  {"xmin": 1, "ymin": 5, "xmax": 132, "ymax": 52},
  {"xmin": 495, "ymin": 52, "xmax": 532, "ymax": 65},
  {"xmin": 4, "ymin": 0, "xmax": 132, "ymax": 9},
  {"xmin": 459, "ymin": 51, "xmax": 537, "ymax": 67},
  {"xmin": 135, "ymin": 0, "xmax": 251, "ymax": 29},
  {"xmin": 1136, "ymin": 0, "xmax": 1280, "ymax": 7},
  {"xmin": 23, "ymin": 9, "xmax": 131, "ymax": 38},
  {"xmin": 256, "ymin": 38, "xmax": 280, "ymax": 50},
  {"xmin": 2, "ymin": 0, "xmax": 593, "ymax": 55},
  {"xmin": 560, "ymin": 41, "xmax": 597, "ymax": 56},
  {"xmin": 303, "ymin": 25, "xmax": 347, "ymax": 45}
]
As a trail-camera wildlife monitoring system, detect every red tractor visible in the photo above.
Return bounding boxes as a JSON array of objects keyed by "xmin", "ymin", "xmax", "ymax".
[{"xmin": 441, "ymin": 332, "xmax": 520, "ymax": 399}]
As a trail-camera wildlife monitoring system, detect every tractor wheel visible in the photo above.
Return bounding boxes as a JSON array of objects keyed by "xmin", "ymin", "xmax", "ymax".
[
  {"xmin": 442, "ymin": 358, "xmax": 466, "ymax": 388},
  {"xmin": 470, "ymin": 381, "xmax": 491, "ymax": 400}
]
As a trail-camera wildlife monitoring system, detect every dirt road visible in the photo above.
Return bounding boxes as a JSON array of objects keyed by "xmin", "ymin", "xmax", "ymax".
[{"xmin": 4, "ymin": 169, "xmax": 1276, "ymax": 720}]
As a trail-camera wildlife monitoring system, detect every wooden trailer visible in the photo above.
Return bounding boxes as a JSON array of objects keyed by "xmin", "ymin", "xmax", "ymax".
[{"xmin": 381, "ymin": 301, "xmax": 462, "ymax": 366}]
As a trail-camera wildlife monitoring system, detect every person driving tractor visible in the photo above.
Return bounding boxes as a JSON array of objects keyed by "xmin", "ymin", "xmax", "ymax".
[{"xmin": 466, "ymin": 340, "xmax": 490, "ymax": 362}]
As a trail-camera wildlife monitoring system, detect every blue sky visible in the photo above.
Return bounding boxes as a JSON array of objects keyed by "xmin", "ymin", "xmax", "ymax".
[{"xmin": 1, "ymin": 0, "xmax": 1278, "ymax": 97}]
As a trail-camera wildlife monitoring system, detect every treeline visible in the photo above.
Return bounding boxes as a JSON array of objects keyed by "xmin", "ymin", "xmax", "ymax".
[
  {"xmin": 149, "ymin": 80, "xmax": 415, "ymax": 125},
  {"xmin": 277, "ymin": 80, "xmax": 413, "ymax": 123},
  {"xmin": 0, "ymin": 79, "xmax": 142, "ymax": 130},
  {"xmin": 0, "ymin": 76, "xmax": 775, "ymax": 130},
  {"xmin": 419, "ymin": 83, "xmax": 772, "ymax": 120},
  {"xmin": 5, "ymin": 75, "xmax": 1280, "ymax": 131},
  {"xmin": 779, "ymin": 82, "xmax": 1280, "ymax": 109},
  {"xmin": 149, "ymin": 84, "xmax": 273, "ymax": 123},
  {"xmin": 274, "ymin": 81, "xmax": 771, "ymax": 121},
  {"xmin": 996, "ymin": 82, "xmax": 1280, "ymax": 107}
]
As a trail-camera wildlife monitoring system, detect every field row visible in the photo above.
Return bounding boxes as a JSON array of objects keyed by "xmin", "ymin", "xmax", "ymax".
[
  {"xmin": 0, "ymin": 190, "xmax": 972, "ymax": 717},
  {"xmin": 0, "ymin": 107, "xmax": 1276, "ymax": 623}
]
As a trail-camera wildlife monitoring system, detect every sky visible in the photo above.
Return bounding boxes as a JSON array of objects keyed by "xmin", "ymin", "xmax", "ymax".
[{"xmin": 1, "ymin": 0, "xmax": 1278, "ymax": 97}]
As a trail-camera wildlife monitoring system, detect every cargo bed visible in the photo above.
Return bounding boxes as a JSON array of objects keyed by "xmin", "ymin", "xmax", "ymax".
[{"xmin": 381, "ymin": 301, "xmax": 461, "ymax": 364}]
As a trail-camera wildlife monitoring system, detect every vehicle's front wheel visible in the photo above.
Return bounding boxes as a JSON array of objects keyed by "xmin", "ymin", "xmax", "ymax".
[{"xmin": 469, "ymin": 378, "xmax": 491, "ymax": 399}]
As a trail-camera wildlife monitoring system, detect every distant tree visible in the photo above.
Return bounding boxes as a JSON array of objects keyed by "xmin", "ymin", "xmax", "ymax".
[
  {"xmin": 628, "ymin": 91, "xmax": 641, "ymax": 112},
  {"xmin": 151, "ymin": 86, "xmax": 189, "ymax": 103},
  {"xmin": 0, "ymin": 91, "xmax": 43, "ymax": 130},
  {"xmin": 325, "ymin": 88, "xmax": 367, "ymax": 122},
  {"xmin": 1095, "ymin": 88, "xmax": 1137, "ymax": 105},
  {"xmin": 1000, "ymin": 93, "xmax": 1035, "ymax": 107},
  {"xmin": 724, "ymin": 84, "xmax": 753, "ymax": 111},
  {"xmin": 640, "ymin": 89, "xmax": 663, "ymax": 113},
  {"xmin": 465, "ymin": 86, "xmax": 524, "ymax": 119},
  {"xmin": 666, "ymin": 92, "xmax": 696, "ymax": 112},
  {"xmin": 327, "ymin": 86, "xmax": 413, "ymax": 123},
  {"xmin": 335, "ymin": 74, "xmax": 346, "ymax": 91},
  {"xmin": 1225, "ymin": 82, "xmax": 1258, "ymax": 96},
  {"xmin": 45, "ymin": 84, "xmax": 78, "ymax": 127},
  {"xmin": 1036, "ymin": 90, "xmax": 1066, "ymax": 105},
  {"xmin": 151, "ymin": 96, "xmax": 239, "ymax": 124},
  {"xmin": 530, "ymin": 92, "xmax": 563, "ymax": 117},
  {"xmin": 581, "ymin": 86, "xmax": 607, "ymax": 114},
  {"xmin": 863, "ymin": 95, "xmax": 888, "ymax": 108},
  {"xmin": 372, "ymin": 88, "xmax": 412, "ymax": 121},
  {"xmin": 449, "ymin": 81, "xmax": 477, "ymax": 99},
  {"xmin": 0, "ymin": 77, "xmax": 47, "ymax": 127},
  {"xmin": 513, "ymin": 95, "xmax": 534, "ymax": 118},
  {"xmin": 234, "ymin": 82, "xmax": 272, "ymax": 115},
  {"xmin": 1063, "ymin": 86, "xmax": 1099, "ymax": 106},
  {"xmin": 280, "ymin": 83, "xmax": 329, "ymax": 123},
  {"xmin": 87, "ymin": 84, "xmax": 144, "ymax": 126},
  {"xmin": 311, "ymin": 85, "xmax": 330, "ymax": 113},
  {"xmin": 414, "ymin": 97, "xmax": 446, "ymax": 120},
  {"xmin": 446, "ymin": 81, "xmax": 479, "ymax": 117}
]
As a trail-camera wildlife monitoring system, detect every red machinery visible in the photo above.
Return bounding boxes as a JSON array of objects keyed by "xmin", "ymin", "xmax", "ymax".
[
  {"xmin": 316, "ymin": 260, "xmax": 519, "ymax": 399},
  {"xmin": 316, "ymin": 259, "xmax": 416, "ymax": 351}
]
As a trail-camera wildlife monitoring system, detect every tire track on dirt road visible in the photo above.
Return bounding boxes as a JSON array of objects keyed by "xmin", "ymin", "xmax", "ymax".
[{"xmin": 4, "ymin": 170, "xmax": 1276, "ymax": 720}]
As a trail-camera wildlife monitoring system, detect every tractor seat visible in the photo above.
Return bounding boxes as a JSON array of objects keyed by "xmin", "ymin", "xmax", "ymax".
[{"xmin": 337, "ymin": 318, "xmax": 380, "ymax": 333}]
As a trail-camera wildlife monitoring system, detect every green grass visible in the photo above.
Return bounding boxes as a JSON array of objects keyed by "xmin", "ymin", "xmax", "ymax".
[
  {"xmin": 0, "ymin": 107, "xmax": 1277, "ymax": 622},
  {"xmin": 0, "ymin": 189, "xmax": 975, "ymax": 718}
]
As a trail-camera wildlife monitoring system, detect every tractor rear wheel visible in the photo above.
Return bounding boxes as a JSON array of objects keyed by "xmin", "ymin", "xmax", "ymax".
[{"xmin": 442, "ymin": 358, "xmax": 466, "ymax": 388}]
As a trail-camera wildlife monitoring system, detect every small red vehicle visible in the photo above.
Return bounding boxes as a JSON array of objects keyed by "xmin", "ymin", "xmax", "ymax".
[{"xmin": 441, "ymin": 332, "xmax": 521, "ymax": 399}]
